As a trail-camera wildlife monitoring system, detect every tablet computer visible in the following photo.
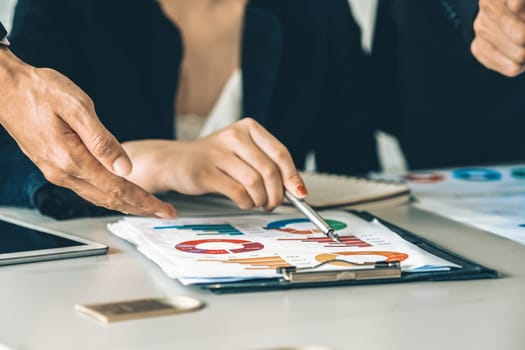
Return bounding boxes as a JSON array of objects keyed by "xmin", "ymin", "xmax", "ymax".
[{"xmin": 0, "ymin": 216, "xmax": 108, "ymax": 266}]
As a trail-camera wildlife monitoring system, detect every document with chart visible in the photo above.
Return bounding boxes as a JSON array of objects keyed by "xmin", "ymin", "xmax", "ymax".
[
  {"xmin": 109, "ymin": 211, "xmax": 459, "ymax": 285},
  {"xmin": 407, "ymin": 164, "xmax": 525, "ymax": 245}
]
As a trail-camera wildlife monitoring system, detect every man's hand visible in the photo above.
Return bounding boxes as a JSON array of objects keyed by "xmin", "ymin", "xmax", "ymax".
[
  {"xmin": 472, "ymin": 0, "xmax": 525, "ymax": 77},
  {"xmin": 0, "ymin": 48, "xmax": 177, "ymax": 218},
  {"xmin": 123, "ymin": 118, "xmax": 308, "ymax": 212}
]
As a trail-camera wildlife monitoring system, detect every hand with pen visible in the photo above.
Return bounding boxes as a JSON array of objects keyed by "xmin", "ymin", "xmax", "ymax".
[
  {"xmin": 122, "ymin": 118, "xmax": 308, "ymax": 211},
  {"xmin": 472, "ymin": 0, "xmax": 525, "ymax": 77}
]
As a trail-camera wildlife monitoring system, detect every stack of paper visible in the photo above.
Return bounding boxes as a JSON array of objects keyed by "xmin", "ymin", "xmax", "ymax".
[
  {"xmin": 109, "ymin": 210, "xmax": 458, "ymax": 285},
  {"xmin": 407, "ymin": 165, "xmax": 525, "ymax": 245}
]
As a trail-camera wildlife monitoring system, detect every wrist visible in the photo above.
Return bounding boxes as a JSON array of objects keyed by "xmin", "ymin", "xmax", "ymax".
[
  {"xmin": 0, "ymin": 49, "xmax": 33, "ymax": 123},
  {"xmin": 0, "ymin": 46, "xmax": 30, "ymax": 78}
]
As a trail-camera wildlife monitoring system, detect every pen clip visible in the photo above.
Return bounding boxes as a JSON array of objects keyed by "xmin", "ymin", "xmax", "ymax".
[{"xmin": 276, "ymin": 260, "xmax": 402, "ymax": 283}]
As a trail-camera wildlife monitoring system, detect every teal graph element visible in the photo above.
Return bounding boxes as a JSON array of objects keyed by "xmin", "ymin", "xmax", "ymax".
[{"xmin": 154, "ymin": 224, "xmax": 244, "ymax": 236}]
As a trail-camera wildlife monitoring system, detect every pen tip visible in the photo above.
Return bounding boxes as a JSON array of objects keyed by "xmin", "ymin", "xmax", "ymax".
[{"xmin": 328, "ymin": 230, "xmax": 340, "ymax": 243}]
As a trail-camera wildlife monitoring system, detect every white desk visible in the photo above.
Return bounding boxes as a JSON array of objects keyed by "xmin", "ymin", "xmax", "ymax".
[{"xmin": 0, "ymin": 204, "xmax": 524, "ymax": 350}]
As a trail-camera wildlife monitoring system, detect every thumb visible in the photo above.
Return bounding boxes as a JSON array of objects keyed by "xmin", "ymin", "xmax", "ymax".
[{"xmin": 86, "ymin": 130, "xmax": 133, "ymax": 177}]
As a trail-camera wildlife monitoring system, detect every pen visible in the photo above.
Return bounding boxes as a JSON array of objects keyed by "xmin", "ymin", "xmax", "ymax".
[{"xmin": 284, "ymin": 190, "xmax": 340, "ymax": 242}]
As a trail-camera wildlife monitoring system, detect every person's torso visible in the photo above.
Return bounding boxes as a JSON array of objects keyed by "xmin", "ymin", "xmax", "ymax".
[{"xmin": 372, "ymin": 0, "xmax": 525, "ymax": 169}]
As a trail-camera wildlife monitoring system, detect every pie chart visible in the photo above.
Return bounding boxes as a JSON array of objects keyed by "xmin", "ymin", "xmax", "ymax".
[
  {"xmin": 175, "ymin": 239, "xmax": 264, "ymax": 254},
  {"xmin": 405, "ymin": 172, "xmax": 445, "ymax": 184},
  {"xmin": 265, "ymin": 218, "xmax": 347, "ymax": 234},
  {"xmin": 452, "ymin": 168, "xmax": 502, "ymax": 182}
]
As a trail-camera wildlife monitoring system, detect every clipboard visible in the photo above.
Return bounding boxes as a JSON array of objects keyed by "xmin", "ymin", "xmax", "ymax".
[{"xmin": 194, "ymin": 211, "xmax": 498, "ymax": 294}]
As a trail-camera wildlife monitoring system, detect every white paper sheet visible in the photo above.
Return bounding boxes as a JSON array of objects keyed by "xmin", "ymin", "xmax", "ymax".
[
  {"xmin": 407, "ymin": 165, "xmax": 525, "ymax": 245},
  {"xmin": 109, "ymin": 210, "xmax": 458, "ymax": 285}
]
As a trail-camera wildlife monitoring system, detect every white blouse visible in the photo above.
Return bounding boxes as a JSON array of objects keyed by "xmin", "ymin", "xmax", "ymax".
[{"xmin": 175, "ymin": 69, "xmax": 243, "ymax": 141}]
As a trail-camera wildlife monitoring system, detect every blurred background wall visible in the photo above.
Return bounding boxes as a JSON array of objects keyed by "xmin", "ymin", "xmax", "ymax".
[{"xmin": 0, "ymin": 0, "xmax": 16, "ymax": 31}]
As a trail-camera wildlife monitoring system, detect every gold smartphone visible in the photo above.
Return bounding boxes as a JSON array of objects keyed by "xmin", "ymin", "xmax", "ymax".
[{"xmin": 75, "ymin": 296, "xmax": 204, "ymax": 323}]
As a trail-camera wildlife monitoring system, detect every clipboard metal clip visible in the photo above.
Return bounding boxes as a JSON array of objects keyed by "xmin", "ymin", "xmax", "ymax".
[{"xmin": 276, "ymin": 260, "xmax": 402, "ymax": 284}]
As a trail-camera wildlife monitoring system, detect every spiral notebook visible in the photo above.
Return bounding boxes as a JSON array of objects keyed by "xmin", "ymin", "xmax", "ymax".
[{"xmin": 296, "ymin": 172, "xmax": 410, "ymax": 209}]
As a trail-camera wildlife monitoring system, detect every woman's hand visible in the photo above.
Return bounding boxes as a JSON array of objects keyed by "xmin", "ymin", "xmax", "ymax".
[{"xmin": 123, "ymin": 118, "xmax": 307, "ymax": 211}]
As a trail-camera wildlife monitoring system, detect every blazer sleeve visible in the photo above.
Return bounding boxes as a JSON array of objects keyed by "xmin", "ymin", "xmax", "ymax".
[
  {"xmin": 0, "ymin": 142, "xmax": 47, "ymax": 208},
  {"xmin": 313, "ymin": 0, "xmax": 379, "ymax": 175}
]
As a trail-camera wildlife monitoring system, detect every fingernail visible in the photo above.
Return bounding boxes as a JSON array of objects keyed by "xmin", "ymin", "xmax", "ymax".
[
  {"xmin": 155, "ymin": 212, "xmax": 172, "ymax": 219},
  {"xmin": 296, "ymin": 184, "xmax": 308, "ymax": 198},
  {"xmin": 112, "ymin": 156, "xmax": 132, "ymax": 176},
  {"xmin": 155, "ymin": 207, "xmax": 178, "ymax": 219}
]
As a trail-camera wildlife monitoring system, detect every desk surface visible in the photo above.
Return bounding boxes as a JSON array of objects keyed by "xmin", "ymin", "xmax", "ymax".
[{"xmin": 0, "ymin": 204, "xmax": 524, "ymax": 350}]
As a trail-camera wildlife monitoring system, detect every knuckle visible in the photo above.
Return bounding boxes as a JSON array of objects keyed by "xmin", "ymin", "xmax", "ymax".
[
  {"xmin": 231, "ymin": 184, "xmax": 246, "ymax": 200},
  {"xmin": 507, "ymin": 0, "xmax": 523, "ymax": 13},
  {"xmin": 516, "ymin": 31, "xmax": 525, "ymax": 47},
  {"xmin": 44, "ymin": 148, "xmax": 79, "ymax": 175},
  {"xmin": 515, "ymin": 48, "xmax": 525, "ymax": 64},
  {"xmin": 473, "ymin": 17, "xmax": 484, "ymax": 34},
  {"xmin": 238, "ymin": 117, "xmax": 260, "ymax": 132},
  {"xmin": 261, "ymin": 164, "xmax": 279, "ymax": 180},
  {"xmin": 241, "ymin": 117, "xmax": 257, "ymax": 126},
  {"xmin": 221, "ymin": 127, "xmax": 241, "ymax": 141},
  {"xmin": 470, "ymin": 39, "xmax": 481, "ymax": 57},
  {"xmin": 478, "ymin": 0, "xmax": 490, "ymax": 12},
  {"xmin": 271, "ymin": 146, "xmax": 290, "ymax": 163},
  {"xmin": 231, "ymin": 185, "xmax": 251, "ymax": 209},
  {"xmin": 509, "ymin": 25, "xmax": 525, "ymax": 46},
  {"xmin": 56, "ymin": 154, "xmax": 78, "ymax": 174},
  {"xmin": 104, "ymin": 197, "xmax": 124, "ymax": 210},
  {"xmin": 266, "ymin": 197, "xmax": 281, "ymax": 211},
  {"xmin": 206, "ymin": 148, "xmax": 222, "ymax": 160},
  {"xmin": 243, "ymin": 173, "xmax": 261, "ymax": 189},
  {"xmin": 37, "ymin": 67, "xmax": 58, "ymax": 77},
  {"xmin": 42, "ymin": 168, "xmax": 66, "ymax": 186},
  {"xmin": 91, "ymin": 135, "xmax": 116, "ymax": 158},
  {"xmin": 81, "ymin": 95, "xmax": 95, "ymax": 110},
  {"xmin": 109, "ymin": 186, "xmax": 125, "ymax": 201},
  {"xmin": 504, "ymin": 62, "xmax": 523, "ymax": 77},
  {"xmin": 68, "ymin": 97, "xmax": 88, "ymax": 116}
]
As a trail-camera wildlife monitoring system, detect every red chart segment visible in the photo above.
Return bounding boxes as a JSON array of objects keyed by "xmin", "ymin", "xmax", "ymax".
[
  {"xmin": 405, "ymin": 172, "xmax": 445, "ymax": 184},
  {"xmin": 175, "ymin": 239, "xmax": 264, "ymax": 254},
  {"xmin": 278, "ymin": 235, "xmax": 372, "ymax": 248}
]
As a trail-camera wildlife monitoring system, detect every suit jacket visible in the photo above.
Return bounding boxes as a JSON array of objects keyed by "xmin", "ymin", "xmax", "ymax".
[
  {"xmin": 371, "ymin": 0, "xmax": 525, "ymax": 169},
  {"xmin": 0, "ymin": 0, "xmax": 378, "ymax": 218}
]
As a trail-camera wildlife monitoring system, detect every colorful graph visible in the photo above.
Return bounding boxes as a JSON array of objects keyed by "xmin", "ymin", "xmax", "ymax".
[
  {"xmin": 199, "ymin": 256, "xmax": 291, "ymax": 270},
  {"xmin": 315, "ymin": 251, "xmax": 409, "ymax": 266},
  {"xmin": 405, "ymin": 172, "xmax": 445, "ymax": 184},
  {"xmin": 452, "ymin": 168, "xmax": 502, "ymax": 182},
  {"xmin": 175, "ymin": 239, "xmax": 264, "ymax": 254},
  {"xmin": 265, "ymin": 218, "xmax": 347, "ymax": 234},
  {"xmin": 278, "ymin": 235, "xmax": 372, "ymax": 248},
  {"xmin": 154, "ymin": 224, "xmax": 244, "ymax": 236}
]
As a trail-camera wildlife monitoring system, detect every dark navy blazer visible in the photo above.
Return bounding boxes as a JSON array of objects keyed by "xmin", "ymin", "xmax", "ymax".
[
  {"xmin": 1, "ymin": 0, "xmax": 378, "ymax": 218},
  {"xmin": 371, "ymin": 0, "xmax": 525, "ymax": 169}
]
